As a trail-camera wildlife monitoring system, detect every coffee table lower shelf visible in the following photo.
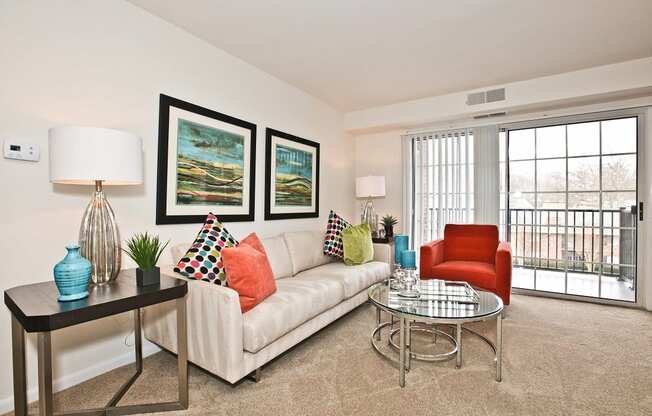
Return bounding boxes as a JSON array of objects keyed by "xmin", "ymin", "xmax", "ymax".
[{"xmin": 370, "ymin": 307, "xmax": 503, "ymax": 387}]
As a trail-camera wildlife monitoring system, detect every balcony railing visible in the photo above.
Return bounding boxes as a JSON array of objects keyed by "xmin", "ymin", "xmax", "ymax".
[{"xmin": 507, "ymin": 207, "xmax": 636, "ymax": 280}]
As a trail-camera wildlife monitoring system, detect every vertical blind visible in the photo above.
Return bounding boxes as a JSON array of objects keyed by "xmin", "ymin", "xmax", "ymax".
[
  {"xmin": 403, "ymin": 125, "xmax": 500, "ymax": 251},
  {"xmin": 407, "ymin": 128, "xmax": 474, "ymax": 249}
]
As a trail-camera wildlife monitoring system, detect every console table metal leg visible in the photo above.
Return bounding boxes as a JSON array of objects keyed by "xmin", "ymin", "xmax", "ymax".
[
  {"xmin": 135, "ymin": 309, "xmax": 143, "ymax": 372},
  {"xmin": 455, "ymin": 323, "xmax": 462, "ymax": 369},
  {"xmin": 37, "ymin": 332, "xmax": 53, "ymax": 416},
  {"xmin": 177, "ymin": 298, "xmax": 189, "ymax": 408},
  {"xmin": 399, "ymin": 317, "xmax": 406, "ymax": 388},
  {"xmin": 496, "ymin": 313, "xmax": 502, "ymax": 382},
  {"xmin": 11, "ymin": 315, "xmax": 27, "ymax": 416}
]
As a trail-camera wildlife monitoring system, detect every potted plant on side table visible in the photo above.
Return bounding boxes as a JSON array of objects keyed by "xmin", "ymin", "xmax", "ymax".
[
  {"xmin": 381, "ymin": 215, "xmax": 399, "ymax": 238},
  {"xmin": 123, "ymin": 232, "xmax": 169, "ymax": 286}
]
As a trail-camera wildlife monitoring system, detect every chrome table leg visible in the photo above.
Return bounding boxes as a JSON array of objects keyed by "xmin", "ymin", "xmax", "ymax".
[
  {"xmin": 375, "ymin": 307, "xmax": 381, "ymax": 341},
  {"xmin": 177, "ymin": 297, "xmax": 189, "ymax": 408},
  {"xmin": 37, "ymin": 332, "xmax": 53, "ymax": 416},
  {"xmin": 399, "ymin": 318, "xmax": 406, "ymax": 387},
  {"xmin": 11, "ymin": 315, "xmax": 27, "ymax": 416},
  {"xmin": 406, "ymin": 320, "xmax": 411, "ymax": 371},
  {"xmin": 455, "ymin": 323, "xmax": 462, "ymax": 369},
  {"xmin": 496, "ymin": 313, "xmax": 502, "ymax": 382}
]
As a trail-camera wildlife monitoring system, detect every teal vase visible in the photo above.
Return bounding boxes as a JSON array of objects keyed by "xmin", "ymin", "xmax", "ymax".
[{"xmin": 54, "ymin": 244, "xmax": 92, "ymax": 302}]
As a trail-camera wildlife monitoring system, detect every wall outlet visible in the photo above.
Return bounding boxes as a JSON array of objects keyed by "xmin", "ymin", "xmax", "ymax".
[{"xmin": 3, "ymin": 140, "xmax": 40, "ymax": 162}]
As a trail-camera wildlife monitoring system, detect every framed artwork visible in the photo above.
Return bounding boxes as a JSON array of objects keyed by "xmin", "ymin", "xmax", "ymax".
[
  {"xmin": 156, "ymin": 94, "xmax": 256, "ymax": 224},
  {"xmin": 265, "ymin": 128, "xmax": 320, "ymax": 220}
]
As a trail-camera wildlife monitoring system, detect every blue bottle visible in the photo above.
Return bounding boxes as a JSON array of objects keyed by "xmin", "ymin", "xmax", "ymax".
[{"xmin": 54, "ymin": 244, "xmax": 92, "ymax": 302}]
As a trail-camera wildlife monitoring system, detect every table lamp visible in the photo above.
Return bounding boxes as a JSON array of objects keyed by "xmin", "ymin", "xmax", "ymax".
[
  {"xmin": 356, "ymin": 175, "xmax": 385, "ymax": 233},
  {"xmin": 49, "ymin": 126, "xmax": 143, "ymax": 284}
]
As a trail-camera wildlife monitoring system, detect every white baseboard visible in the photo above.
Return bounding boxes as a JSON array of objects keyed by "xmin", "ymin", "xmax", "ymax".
[{"xmin": 0, "ymin": 341, "xmax": 161, "ymax": 414}]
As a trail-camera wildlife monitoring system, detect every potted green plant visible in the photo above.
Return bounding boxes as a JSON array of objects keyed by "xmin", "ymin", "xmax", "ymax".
[
  {"xmin": 123, "ymin": 232, "xmax": 169, "ymax": 286},
  {"xmin": 381, "ymin": 215, "xmax": 398, "ymax": 238}
]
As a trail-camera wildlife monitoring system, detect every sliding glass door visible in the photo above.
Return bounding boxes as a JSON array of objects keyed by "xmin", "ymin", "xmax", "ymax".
[{"xmin": 504, "ymin": 113, "xmax": 639, "ymax": 303}]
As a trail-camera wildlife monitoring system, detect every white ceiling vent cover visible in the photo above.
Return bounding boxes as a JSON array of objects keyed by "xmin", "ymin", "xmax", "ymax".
[
  {"xmin": 486, "ymin": 88, "xmax": 506, "ymax": 103},
  {"xmin": 466, "ymin": 91, "xmax": 485, "ymax": 106},
  {"xmin": 466, "ymin": 88, "xmax": 506, "ymax": 106}
]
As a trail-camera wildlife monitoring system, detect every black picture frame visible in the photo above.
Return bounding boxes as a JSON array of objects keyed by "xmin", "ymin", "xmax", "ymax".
[
  {"xmin": 156, "ymin": 94, "xmax": 256, "ymax": 224},
  {"xmin": 265, "ymin": 128, "xmax": 320, "ymax": 220}
]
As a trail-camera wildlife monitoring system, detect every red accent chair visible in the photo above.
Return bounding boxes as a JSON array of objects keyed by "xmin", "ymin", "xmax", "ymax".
[{"xmin": 420, "ymin": 224, "xmax": 512, "ymax": 305}]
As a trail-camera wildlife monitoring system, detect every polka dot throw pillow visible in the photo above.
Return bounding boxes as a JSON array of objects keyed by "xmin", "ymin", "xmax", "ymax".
[
  {"xmin": 323, "ymin": 210, "xmax": 351, "ymax": 258},
  {"xmin": 174, "ymin": 213, "xmax": 238, "ymax": 285}
]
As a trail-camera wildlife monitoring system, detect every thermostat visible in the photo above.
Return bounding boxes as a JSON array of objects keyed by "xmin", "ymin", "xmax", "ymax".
[{"xmin": 3, "ymin": 140, "xmax": 40, "ymax": 162}]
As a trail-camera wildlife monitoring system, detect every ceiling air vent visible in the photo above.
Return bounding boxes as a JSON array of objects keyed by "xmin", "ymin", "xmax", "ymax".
[
  {"xmin": 473, "ymin": 111, "xmax": 507, "ymax": 120},
  {"xmin": 466, "ymin": 88, "xmax": 506, "ymax": 106},
  {"xmin": 466, "ymin": 91, "xmax": 486, "ymax": 106},
  {"xmin": 486, "ymin": 88, "xmax": 505, "ymax": 103}
]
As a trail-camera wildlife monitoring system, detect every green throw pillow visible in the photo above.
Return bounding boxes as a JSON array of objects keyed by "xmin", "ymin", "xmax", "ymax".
[{"xmin": 342, "ymin": 224, "xmax": 374, "ymax": 266}]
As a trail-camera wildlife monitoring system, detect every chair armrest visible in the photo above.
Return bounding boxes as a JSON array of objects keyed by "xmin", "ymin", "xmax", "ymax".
[
  {"xmin": 420, "ymin": 239, "xmax": 445, "ymax": 278},
  {"xmin": 143, "ymin": 267, "xmax": 244, "ymax": 381},
  {"xmin": 495, "ymin": 241, "xmax": 512, "ymax": 305},
  {"xmin": 373, "ymin": 243, "xmax": 392, "ymax": 264}
]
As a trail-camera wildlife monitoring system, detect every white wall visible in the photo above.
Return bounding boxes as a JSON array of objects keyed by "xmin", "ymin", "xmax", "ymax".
[
  {"xmin": 0, "ymin": 0, "xmax": 353, "ymax": 411},
  {"xmin": 353, "ymin": 130, "xmax": 403, "ymax": 232}
]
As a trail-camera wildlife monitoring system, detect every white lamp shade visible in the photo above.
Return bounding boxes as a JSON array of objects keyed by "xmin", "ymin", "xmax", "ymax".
[
  {"xmin": 49, "ymin": 126, "xmax": 143, "ymax": 185},
  {"xmin": 356, "ymin": 175, "xmax": 386, "ymax": 198}
]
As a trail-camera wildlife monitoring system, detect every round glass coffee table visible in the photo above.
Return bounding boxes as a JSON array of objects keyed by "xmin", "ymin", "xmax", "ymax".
[{"xmin": 368, "ymin": 279, "xmax": 503, "ymax": 387}]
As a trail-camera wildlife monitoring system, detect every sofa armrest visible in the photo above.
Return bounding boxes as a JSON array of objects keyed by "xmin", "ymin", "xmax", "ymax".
[
  {"xmin": 143, "ymin": 266, "xmax": 245, "ymax": 381},
  {"xmin": 373, "ymin": 243, "xmax": 392, "ymax": 265},
  {"xmin": 420, "ymin": 239, "xmax": 445, "ymax": 278},
  {"xmin": 495, "ymin": 241, "xmax": 512, "ymax": 305}
]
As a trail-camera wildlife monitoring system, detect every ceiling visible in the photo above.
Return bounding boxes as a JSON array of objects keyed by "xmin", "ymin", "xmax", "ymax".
[{"xmin": 128, "ymin": 0, "xmax": 652, "ymax": 111}]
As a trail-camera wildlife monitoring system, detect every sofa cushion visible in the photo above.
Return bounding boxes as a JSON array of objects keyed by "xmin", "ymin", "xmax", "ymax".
[
  {"xmin": 342, "ymin": 223, "xmax": 374, "ymax": 266},
  {"xmin": 323, "ymin": 210, "xmax": 351, "ymax": 258},
  {"xmin": 171, "ymin": 243, "xmax": 188, "ymax": 263},
  {"xmin": 223, "ymin": 234, "xmax": 277, "ymax": 313},
  {"xmin": 260, "ymin": 236, "xmax": 293, "ymax": 279},
  {"xmin": 283, "ymin": 230, "xmax": 333, "ymax": 275},
  {"xmin": 242, "ymin": 276, "xmax": 345, "ymax": 353},
  {"xmin": 173, "ymin": 213, "xmax": 238, "ymax": 285},
  {"xmin": 296, "ymin": 261, "xmax": 389, "ymax": 299},
  {"xmin": 430, "ymin": 260, "xmax": 496, "ymax": 290}
]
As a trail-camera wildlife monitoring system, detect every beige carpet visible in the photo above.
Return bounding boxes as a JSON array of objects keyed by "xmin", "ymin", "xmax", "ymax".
[{"xmin": 8, "ymin": 294, "xmax": 652, "ymax": 416}]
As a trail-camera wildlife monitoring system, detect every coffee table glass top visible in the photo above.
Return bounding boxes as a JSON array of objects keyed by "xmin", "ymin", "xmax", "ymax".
[{"xmin": 368, "ymin": 279, "xmax": 503, "ymax": 320}]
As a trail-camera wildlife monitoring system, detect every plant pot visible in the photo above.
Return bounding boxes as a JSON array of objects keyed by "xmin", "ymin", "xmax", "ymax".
[
  {"xmin": 136, "ymin": 267, "xmax": 160, "ymax": 287},
  {"xmin": 384, "ymin": 225, "xmax": 394, "ymax": 238}
]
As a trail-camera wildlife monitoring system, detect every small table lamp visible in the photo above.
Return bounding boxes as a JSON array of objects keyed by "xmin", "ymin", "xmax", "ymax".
[
  {"xmin": 356, "ymin": 175, "xmax": 386, "ymax": 233},
  {"xmin": 49, "ymin": 126, "xmax": 143, "ymax": 284}
]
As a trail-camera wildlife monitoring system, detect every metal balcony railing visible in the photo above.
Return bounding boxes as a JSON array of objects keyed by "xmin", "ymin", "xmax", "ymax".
[{"xmin": 507, "ymin": 207, "xmax": 636, "ymax": 280}]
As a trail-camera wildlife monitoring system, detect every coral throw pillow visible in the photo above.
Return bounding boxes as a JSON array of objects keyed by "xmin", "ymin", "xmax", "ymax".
[
  {"xmin": 323, "ymin": 210, "xmax": 351, "ymax": 258},
  {"xmin": 174, "ymin": 213, "xmax": 238, "ymax": 285},
  {"xmin": 222, "ymin": 233, "xmax": 277, "ymax": 313}
]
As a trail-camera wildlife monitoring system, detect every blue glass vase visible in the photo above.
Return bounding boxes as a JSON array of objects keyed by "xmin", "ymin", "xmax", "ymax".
[{"xmin": 54, "ymin": 244, "xmax": 92, "ymax": 302}]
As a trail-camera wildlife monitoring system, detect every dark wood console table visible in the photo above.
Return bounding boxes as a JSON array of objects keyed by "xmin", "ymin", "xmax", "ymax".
[{"xmin": 4, "ymin": 269, "xmax": 188, "ymax": 416}]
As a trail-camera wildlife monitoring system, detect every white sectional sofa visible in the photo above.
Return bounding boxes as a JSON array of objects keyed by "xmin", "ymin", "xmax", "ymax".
[{"xmin": 142, "ymin": 230, "xmax": 391, "ymax": 384}]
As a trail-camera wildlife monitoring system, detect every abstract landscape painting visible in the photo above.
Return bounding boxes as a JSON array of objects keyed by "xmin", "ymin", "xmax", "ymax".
[
  {"xmin": 274, "ymin": 144, "xmax": 312, "ymax": 206},
  {"xmin": 265, "ymin": 128, "xmax": 319, "ymax": 220},
  {"xmin": 176, "ymin": 118, "xmax": 244, "ymax": 206},
  {"xmin": 156, "ymin": 94, "xmax": 256, "ymax": 224}
]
